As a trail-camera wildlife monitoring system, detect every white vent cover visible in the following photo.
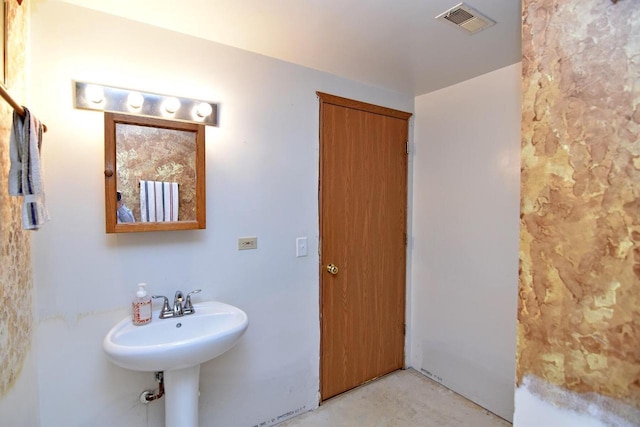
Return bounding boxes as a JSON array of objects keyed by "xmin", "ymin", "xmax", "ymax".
[{"xmin": 435, "ymin": 3, "xmax": 496, "ymax": 34}]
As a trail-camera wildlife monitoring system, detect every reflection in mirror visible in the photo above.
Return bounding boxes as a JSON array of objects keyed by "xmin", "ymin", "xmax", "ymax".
[
  {"xmin": 105, "ymin": 113, "xmax": 206, "ymax": 233},
  {"xmin": 117, "ymin": 124, "xmax": 196, "ymax": 221}
]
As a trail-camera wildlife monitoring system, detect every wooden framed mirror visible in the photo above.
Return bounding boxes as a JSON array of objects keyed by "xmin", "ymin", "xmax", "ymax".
[{"xmin": 104, "ymin": 113, "xmax": 206, "ymax": 233}]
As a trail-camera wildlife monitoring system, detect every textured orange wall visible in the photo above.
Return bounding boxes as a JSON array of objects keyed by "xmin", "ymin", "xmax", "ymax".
[
  {"xmin": 0, "ymin": 2, "xmax": 33, "ymax": 396},
  {"xmin": 518, "ymin": 0, "xmax": 640, "ymax": 412}
]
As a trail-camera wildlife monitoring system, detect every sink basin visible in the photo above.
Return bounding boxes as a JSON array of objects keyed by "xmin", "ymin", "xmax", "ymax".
[{"xmin": 103, "ymin": 301, "xmax": 249, "ymax": 372}]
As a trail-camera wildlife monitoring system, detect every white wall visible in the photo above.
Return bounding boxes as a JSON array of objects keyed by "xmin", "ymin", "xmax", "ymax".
[
  {"xmin": 28, "ymin": 3, "xmax": 413, "ymax": 426},
  {"xmin": 410, "ymin": 63, "xmax": 521, "ymax": 421},
  {"xmin": 0, "ymin": 351, "xmax": 39, "ymax": 427}
]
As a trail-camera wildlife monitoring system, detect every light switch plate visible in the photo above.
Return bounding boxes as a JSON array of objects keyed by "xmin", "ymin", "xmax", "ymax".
[
  {"xmin": 296, "ymin": 237, "xmax": 308, "ymax": 257},
  {"xmin": 238, "ymin": 237, "xmax": 257, "ymax": 250}
]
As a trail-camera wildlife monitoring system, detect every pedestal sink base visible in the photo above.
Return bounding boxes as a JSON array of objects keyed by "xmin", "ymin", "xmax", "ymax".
[{"xmin": 164, "ymin": 365, "xmax": 201, "ymax": 427}]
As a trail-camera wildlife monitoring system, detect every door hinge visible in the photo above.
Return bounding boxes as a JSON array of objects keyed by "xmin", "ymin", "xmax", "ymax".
[
  {"xmin": 405, "ymin": 140, "xmax": 409, "ymax": 154},
  {"xmin": 403, "ymin": 324, "xmax": 406, "ymax": 335},
  {"xmin": 404, "ymin": 232, "xmax": 408, "ymax": 246}
]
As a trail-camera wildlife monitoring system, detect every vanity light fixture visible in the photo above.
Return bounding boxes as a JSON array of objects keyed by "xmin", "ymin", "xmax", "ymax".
[{"xmin": 73, "ymin": 81, "xmax": 218, "ymax": 126}]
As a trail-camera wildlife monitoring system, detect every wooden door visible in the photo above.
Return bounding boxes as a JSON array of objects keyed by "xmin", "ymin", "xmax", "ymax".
[{"xmin": 318, "ymin": 92, "xmax": 412, "ymax": 401}]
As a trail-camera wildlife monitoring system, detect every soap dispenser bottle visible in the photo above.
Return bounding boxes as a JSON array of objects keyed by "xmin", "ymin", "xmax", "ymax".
[{"xmin": 132, "ymin": 283, "xmax": 152, "ymax": 325}]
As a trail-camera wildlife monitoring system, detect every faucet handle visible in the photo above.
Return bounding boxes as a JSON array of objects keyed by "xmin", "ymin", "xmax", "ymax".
[
  {"xmin": 183, "ymin": 289, "xmax": 202, "ymax": 314},
  {"xmin": 152, "ymin": 295, "xmax": 172, "ymax": 319}
]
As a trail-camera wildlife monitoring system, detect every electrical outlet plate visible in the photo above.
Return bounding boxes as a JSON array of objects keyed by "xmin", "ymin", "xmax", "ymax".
[{"xmin": 238, "ymin": 237, "xmax": 257, "ymax": 250}]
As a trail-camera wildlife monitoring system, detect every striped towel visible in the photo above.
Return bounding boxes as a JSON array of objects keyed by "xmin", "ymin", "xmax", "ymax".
[
  {"xmin": 140, "ymin": 180, "xmax": 179, "ymax": 222},
  {"xmin": 8, "ymin": 107, "xmax": 49, "ymax": 230}
]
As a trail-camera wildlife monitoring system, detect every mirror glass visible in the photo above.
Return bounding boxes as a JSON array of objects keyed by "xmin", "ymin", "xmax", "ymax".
[{"xmin": 104, "ymin": 113, "xmax": 206, "ymax": 233}]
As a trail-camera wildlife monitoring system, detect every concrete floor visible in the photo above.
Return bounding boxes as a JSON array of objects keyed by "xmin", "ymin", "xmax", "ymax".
[{"xmin": 277, "ymin": 369, "xmax": 511, "ymax": 427}]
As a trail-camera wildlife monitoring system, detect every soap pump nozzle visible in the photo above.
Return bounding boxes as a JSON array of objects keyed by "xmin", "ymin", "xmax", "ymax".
[{"xmin": 136, "ymin": 283, "xmax": 148, "ymax": 298}]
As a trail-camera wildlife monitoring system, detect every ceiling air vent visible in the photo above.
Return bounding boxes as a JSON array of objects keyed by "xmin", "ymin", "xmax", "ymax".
[{"xmin": 435, "ymin": 3, "xmax": 496, "ymax": 35}]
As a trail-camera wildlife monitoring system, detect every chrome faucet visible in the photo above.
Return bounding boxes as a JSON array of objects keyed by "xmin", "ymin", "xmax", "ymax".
[
  {"xmin": 152, "ymin": 289, "xmax": 202, "ymax": 319},
  {"xmin": 173, "ymin": 291, "xmax": 184, "ymax": 316}
]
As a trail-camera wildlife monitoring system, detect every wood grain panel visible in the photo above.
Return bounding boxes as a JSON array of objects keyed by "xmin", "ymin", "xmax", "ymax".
[{"xmin": 319, "ymin": 94, "xmax": 410, "ymax": 400}]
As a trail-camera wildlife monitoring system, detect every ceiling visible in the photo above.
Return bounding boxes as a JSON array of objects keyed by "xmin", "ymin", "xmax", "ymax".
[{"xmin": 59, "ymin": 0, "xmax": 522, "ymax": 96}]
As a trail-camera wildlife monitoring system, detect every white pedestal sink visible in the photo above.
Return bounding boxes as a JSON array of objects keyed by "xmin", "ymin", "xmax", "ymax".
[{"xmin": 103, "ymin": 301, "xmax": 249, "ymax": 427}]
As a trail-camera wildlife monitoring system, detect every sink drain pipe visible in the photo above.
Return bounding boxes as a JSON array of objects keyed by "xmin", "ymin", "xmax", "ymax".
[{"xmin": 140, "ymin": 371, "xmax": 165, "ymax": 403}]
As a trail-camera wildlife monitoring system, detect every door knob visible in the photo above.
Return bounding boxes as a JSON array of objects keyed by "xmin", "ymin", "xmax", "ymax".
[{"xmin": 326, "ymin": 264, "xmax": 339, "ymax": 275}]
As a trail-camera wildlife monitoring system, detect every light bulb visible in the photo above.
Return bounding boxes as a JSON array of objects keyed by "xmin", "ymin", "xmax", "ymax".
[
  {"xmin": 196, "ymin": 102, "xmax": 213, "ymax": 118},
  {"xmin": 163, "ymin": 97, "xmax": 181, "ymax": 114},
  {"xmin": 127, "ymin": 92, "xmax": 144, "ymax": 109},
  {"xmin": 85, "ymin": 85, "xmax": 104, "ymax": 104}
]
